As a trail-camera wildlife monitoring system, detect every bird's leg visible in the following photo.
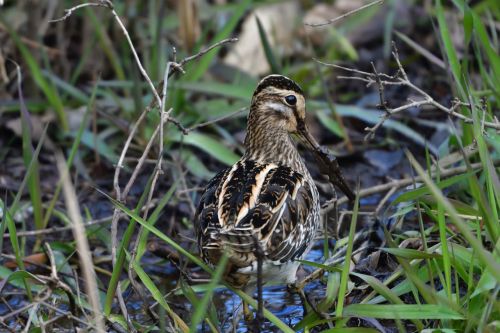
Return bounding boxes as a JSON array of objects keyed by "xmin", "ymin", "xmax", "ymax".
[
  {"xmin": 243, "ymin": 301, "xmax": 254, "ymax": 322},
  {"xmin": 242, "ymin": 280, "xmax": 257, "ymax": 324},
  {"xmin": 254, "ymin": 237, "xmax": 264, "ymax": 327},
  {"xmin": 287, "ymin": 282, "xmax": 310, "ymax": 315}
]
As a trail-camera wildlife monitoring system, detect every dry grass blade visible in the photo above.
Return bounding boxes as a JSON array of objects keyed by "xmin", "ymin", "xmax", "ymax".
[
  {"xmin": 55, "ymin": 150, "xmax": 106, "ymax": 333},
  {"xmin": 304, "ymin": 0, "xmax": 384, "ymax": 27}
]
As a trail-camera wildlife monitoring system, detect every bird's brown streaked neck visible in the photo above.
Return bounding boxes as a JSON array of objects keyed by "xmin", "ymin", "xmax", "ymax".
[{"xmin": 243, "ymin": 106, "xmax": 305, "ymax": 171}]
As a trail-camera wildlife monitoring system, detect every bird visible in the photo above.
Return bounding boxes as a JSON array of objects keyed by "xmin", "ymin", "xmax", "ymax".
[{"xmin": 194, "ymin": 74, "xmax": 354, "ymax": 319}]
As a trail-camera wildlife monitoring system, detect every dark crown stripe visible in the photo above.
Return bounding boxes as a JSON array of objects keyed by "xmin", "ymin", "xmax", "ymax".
[{"xmin": 253, "ymin": 75, "xmax": 303, "ymax": 96}]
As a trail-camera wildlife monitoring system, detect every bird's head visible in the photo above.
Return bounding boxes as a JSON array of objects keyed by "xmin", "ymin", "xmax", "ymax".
[
  {"xmin": 249, "ymin": 74, "xmax": 322, "ymax": 152},
  {"xmin": 250, "ymin": 74, "xmax": 306, "ymax": 133}
]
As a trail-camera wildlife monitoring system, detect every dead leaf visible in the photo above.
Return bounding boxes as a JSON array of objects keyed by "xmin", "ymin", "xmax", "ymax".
[
  {"xmin": 4, "ymin": 252, "xmax": 48, "ymax": 269},
  {"xmin": 224, "ymin": 1, "xmax": 300, "ymax": 75}
]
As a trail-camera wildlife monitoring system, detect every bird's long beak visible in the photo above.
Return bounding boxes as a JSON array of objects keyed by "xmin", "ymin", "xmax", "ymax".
[{"xmin": 297, "ymin": 122, "xmax": 356, "ymax": 202}]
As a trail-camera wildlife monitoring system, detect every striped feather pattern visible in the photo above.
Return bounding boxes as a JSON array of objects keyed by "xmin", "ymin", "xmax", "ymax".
[
  {"xmin": 195, "ymin": 159, "xmax": 319, "ymax": 287},
  {"xmin": 194, "ymin": 74, "xmax": 327, "ymax": 289}
]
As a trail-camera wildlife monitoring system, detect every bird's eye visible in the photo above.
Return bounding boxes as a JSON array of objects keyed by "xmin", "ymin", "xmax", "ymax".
[{"xmin": 285, "ymin": 95, "xmax": 297, "ymax": 106}]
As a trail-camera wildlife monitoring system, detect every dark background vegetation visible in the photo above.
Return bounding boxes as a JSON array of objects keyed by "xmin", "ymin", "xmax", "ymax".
[{"xmin": 0, "ymin": 0, "xmax": 498, "ymax": 332}]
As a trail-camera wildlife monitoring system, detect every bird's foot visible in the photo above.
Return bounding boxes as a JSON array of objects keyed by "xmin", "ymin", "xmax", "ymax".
[
  {"xmin": 287, "ymin": 282, "xmax": 310, "ymax": 315},
  {"xmin": 243, "ymin": 301, "xmax": 254, "ymax": 322}
]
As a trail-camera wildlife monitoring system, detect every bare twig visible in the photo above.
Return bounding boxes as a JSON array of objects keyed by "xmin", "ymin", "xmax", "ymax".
[
  {"xmin": 373, "ymin": 186, "xmax": 397, "ymax": 216},
  {"xmin": 49, "ymin": 2, "xmax": 110, "ymax": 23},
  {"xmin": 41, "ymin": 301, "xmax": 98, "ymax": 330},
  {"xmin": 121, "ymin": 109, "xmax": 172, "ymax": 198},
  {"xmin": 322, "ymin": 160, "xmax": 499, "ymax": 213},
  {"xmin": 44, "ymin": 243, "xmax": 77, "ymax": 319},
  {"xmin": 3, "ymin": 200, "xmax": 161, "ymax": 239},
  {"xmin": 304, "ymin": 0, "xmax": 384, "ymax": 27},
  {"xmin": 146, "ymin": 37, "xmax": 239, "ymax": 112},
  {"xmin": 315, "ymin": 44, "xmax": 500, "ymax": 140},
  {"xmin": 3, "ymin": 215, "xmax": 111, "ymax": 238},
  {"xmin": 184, "ymin": 107, "xmax": 248, "ymax": 134},
  {"xmin": 127, "ymin": 108, "xmax": 171, "ymax": 323},
  {"xmin": 168, "ymin": 37, "xmax": 238, "ymax": 77}
]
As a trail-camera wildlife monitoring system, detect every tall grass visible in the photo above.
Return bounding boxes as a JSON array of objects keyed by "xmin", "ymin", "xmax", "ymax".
[{"xmin": 0, "ymin": 1, "xmax": 498, "ymax": 332}]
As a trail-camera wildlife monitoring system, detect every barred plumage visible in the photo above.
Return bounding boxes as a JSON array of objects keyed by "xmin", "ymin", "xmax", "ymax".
[{"xmin": 194, "ymin": 75, "xmax": 351, "ymax": 291}]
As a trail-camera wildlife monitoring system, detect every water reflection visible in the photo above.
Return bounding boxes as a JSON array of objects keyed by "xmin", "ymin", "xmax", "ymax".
[{"xmin": 213, "ymin": 242, "xmax": 327, "ymax": 332}]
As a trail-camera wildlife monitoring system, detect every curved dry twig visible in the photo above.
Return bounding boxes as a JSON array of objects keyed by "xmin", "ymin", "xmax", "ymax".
[
  {"xmin": 315, "ymin": 44, "xmax": 500, "ymax": 141},
  {"xmin": 322, "ymin": 159, "xmax": 498, "ymax": 214},
  {"xmin": 304, "ymin": 0, "xmax": 384, "ymax": 27}
]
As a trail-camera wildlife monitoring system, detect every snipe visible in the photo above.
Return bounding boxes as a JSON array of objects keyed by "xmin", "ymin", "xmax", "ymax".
[{"xmin": 194, "ymin": 74, "xmax": 353, "ymax": 317}]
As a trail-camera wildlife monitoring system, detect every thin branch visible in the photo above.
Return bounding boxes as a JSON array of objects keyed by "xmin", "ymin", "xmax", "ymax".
[
  {"xmin": 322, "ymin": 160, "xmax": 499, "ymax": 213},
  {"xmin": 373, "ymin": 186, "xmax": 397, "ymax": 216},
  {"xmin": 121, "ymin": 111, "xmax": 171, "ymax": 198},
  {"xmin": 185, "ymin": 107, "xmax": 248, "ymax": 133},
  {"xmin": 3, "ymin": 212, "xmax": 110, "ymax": 239},
  {"xmin": 127, "ymin": 105, "xmax": 171, "ymax": 323},
  {"xmin": 49, "ymin": 2, "xmax": 109, "ymax": 23},
  {"xmin": 44, "ymin": 243, "xmax": 77, "ymax": 318},
  {"xmin": 41, "ymin": 301, "xmax": 98, "ymax": 330},
  {"xmin": 316, "ymin": 43, "xmax": 500, "ymax": 140},
  {"xmin": 168, "ymin": 37, "xmax": 238, "ymax": 77},
  {"xmin": 304, "ymin": 0, "xmax": 384, "ymax": 27}
]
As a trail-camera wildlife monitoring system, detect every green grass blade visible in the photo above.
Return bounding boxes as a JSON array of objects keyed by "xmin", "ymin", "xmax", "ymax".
[
  {"xmin": 85, "ymin": 9, "xmax": 127, "ymax": 82},
  {"xmin": 102, "ymin": 191, "xmax": 294, "ymax": 332},
  {"xmin": 178, "ymin": 280, "xmax": 220, "ymax": 332},
  {"xmin": 189, "ymin": 253, "xmax": 228, "ymax": 332},
  {"xmin": 2, "ymin": 206, "xmax": 33, "ymax": 301},
  {"xmin": 435, "ymin": 0, "xmax": 465, "ymax": 97},
  {"xmin": 380, "ymin": 248, "xmax": 442, "ymax": 260},
  {"xmin": 176, "ymin": 132, "xmax": 239, "ymax": 166},
  {"xmin": 185, "ymin": 0, "xmax": 251, "ymax": 81},
  {"xmin": 42, "ymin": 70, "xmax": 89, "ymax": 103},
  {"xmin": 135, "ymin": 180, "xmax": 179, "ymax": 260},
  {"xmin": 437, "ymin": 187, "xmax": 452, "ymax": 300},
  {"xmin": 175, "ymin": 81, "xmax": 253, "ymax": 100},
  {"xmin": 343, "ymin": 304, "xmax": 464, "ymax": 320},
  {"xmin": 296, "ymin": 260, "xmax": 342, "ymax": 273},
  {"xmin": 103, "ymin": 171, "xmax": 158, "ymax": 315},
  {"xmin": 42, "ymin": 79, "xmax": 99, "ymax": 228},
  {"xmin": 336, "ymin": 189, "xmax": 360, "ymax": 321},
  {"xmin": 4, "ymin": 23, "xmax": 67, "ymax": 130},
  {"xmin": 129, "ymin": 253, "xmax": 189, "ymax": 332},
  {"xmin": 392, "ymin": 171, "xmax": 476, "ymax": 204},
  {"xmin": 316, "ymin": 109, "xmax": 343, "ymax": 137},
  {"xmin": 7, "ymin": 125, "xmax": 48, "ymax": 233},
  {"xmin": 406, "ymin": 151, "xmax": 500, "ymax": 281},
  {"xmin": 256, "ymin": 16, "xmax": 281, "ymax": 73},
  {"xmin": 17, "ymin": 68, "xmax": 43, "ymax": 231}
]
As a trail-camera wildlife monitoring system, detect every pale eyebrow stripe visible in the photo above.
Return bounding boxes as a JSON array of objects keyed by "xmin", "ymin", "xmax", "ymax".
[{"xmin": 264, "ymin": 101, "xmax": 290, "ymax": 113}]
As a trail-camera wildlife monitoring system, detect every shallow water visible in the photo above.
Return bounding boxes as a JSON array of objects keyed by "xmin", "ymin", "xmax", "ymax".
[{"xmin": 214, "ymin": 243, "xmax": 327, "ymax": 332}]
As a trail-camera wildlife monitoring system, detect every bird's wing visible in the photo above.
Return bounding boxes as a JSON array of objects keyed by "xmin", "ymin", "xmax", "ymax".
[{"xmin": 195, "ymin": 160, "xmax": 316, "ymax": 267}]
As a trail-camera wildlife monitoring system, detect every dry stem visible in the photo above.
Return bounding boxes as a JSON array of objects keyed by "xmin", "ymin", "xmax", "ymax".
[
  {"xmin": 304, "ymin": 0, "xmax": 384, "ymax": 27},
  {"xmin": 55, "ymin": 150, "xmax": 106, "ymax": 333},
  {"xmin": 315, "ymin": 44, "xmax": 500, "ymax": 141},
  {"xmin": 322, "ymin": 159, "xmax": 498, "ymax": 214}
]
